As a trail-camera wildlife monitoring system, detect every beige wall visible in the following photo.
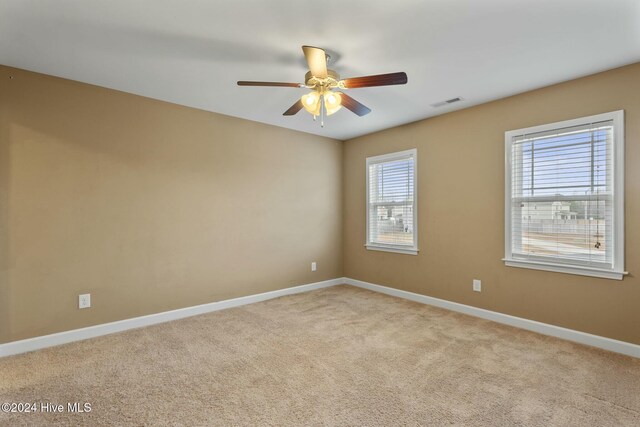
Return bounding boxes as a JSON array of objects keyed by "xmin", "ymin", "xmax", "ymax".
[
  {"xmin": 343, "ymin": 62, "xmax": 640, "ymax": 345},
  {"xmin": 3, "ymin": 61, "xmax": 639, "ymax": 347},
  {"xmin": 0, "ymin": 66, "xmax": 343, "ymax": 343}
]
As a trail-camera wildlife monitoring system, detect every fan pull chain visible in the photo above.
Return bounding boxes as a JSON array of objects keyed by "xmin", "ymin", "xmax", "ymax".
[{"xmin": 320, "ymin": 94, "xmax": 325, "ymax": 128}]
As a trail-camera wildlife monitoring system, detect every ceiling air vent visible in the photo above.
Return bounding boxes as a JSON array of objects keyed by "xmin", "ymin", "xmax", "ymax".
[{"xmin": 430, "ymin": 97, "xmax": 464, "ymax": 108}]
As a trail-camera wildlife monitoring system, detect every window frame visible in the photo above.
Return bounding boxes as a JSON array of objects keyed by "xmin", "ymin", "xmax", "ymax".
[
  {"xmin": 504, "ymin": 110, "xmax": 625, "ymax": 280},
  {"xmin": 365, "ymin": 148, "xmax": 418, "ymax": 255}
]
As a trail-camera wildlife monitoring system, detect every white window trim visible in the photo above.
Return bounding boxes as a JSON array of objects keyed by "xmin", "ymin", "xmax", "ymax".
[
  {"xmin": 365, "ymin": 149, "xmax": 418, "ymax": 255},
  {"xmin": 504, "ymin": 110, "xmax": 626, "ymax": 280}
]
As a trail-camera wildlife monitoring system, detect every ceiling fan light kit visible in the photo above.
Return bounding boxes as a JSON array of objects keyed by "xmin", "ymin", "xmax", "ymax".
[{"xmin": 237, "ymin": 45, "xmax": 408, "ymax": 127}]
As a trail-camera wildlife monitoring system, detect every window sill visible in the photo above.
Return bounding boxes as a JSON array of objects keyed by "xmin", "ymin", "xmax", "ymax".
[
  {"xmin": 503, "ymin": 258, "xmax": 627, "ymax": 280},
  {"xmin": 365, "ymin": 244, "xmax": 418, "ymax": 256}
]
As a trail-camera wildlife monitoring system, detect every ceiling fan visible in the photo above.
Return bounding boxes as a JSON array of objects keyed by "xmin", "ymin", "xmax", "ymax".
[{"xmin": 237, "ymin": 46, "xmax": 408, "ymax": 127}]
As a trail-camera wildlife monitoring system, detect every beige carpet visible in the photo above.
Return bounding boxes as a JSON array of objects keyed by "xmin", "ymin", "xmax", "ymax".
[{"xmin": 0, "ymin": 285, "xmax": 639, "ymax": 426}]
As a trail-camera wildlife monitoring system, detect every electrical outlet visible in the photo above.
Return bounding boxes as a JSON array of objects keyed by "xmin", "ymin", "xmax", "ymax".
[
  {"xmin": 473, "ymin": 280, "xmax": 482, "ymax": 292},
  {"xmin": 311, "ymin": 262, "xmax": 317, "ymax": 272},
  {"xmin": 79, "ymin": 293, "xmax": 91, "ymax": 309}
]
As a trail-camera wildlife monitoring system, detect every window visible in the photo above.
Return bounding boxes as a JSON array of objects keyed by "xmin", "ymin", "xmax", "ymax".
[
  {"xmin": 366, "ymin": 149, "xmax": 418, "ymax": 255},
  {"xmin": 504, "ymin": 111, "xmax": 625, "ymax": 279}
]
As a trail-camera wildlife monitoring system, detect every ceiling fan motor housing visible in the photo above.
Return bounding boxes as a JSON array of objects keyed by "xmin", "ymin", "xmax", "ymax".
[{"xmin": 305, "ymin": 70, "xmax": 340, "ymax": 89}]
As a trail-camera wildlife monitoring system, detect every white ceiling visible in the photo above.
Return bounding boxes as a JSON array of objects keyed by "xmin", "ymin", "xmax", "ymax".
[{"xmin": 1, "ymin": 0, "xmax": 639, "ymax": 140}]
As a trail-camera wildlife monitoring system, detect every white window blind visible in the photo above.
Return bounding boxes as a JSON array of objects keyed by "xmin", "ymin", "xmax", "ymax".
[
  {"xmin": 505, "ymin": 111, "xmax": 625, "ymax": 280},
  {"xmin": 366, "ymin": 149, "xmax": 417, "ymax": 255}
]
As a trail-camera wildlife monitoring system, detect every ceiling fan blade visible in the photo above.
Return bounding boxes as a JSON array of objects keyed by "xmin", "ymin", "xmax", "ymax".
[
  {"xmin": 341, "ymin": 72, "xmax": 408, "ymax": 89},
  {"xmin": 302, "ymin": 45, "xmax": 328, "ymax": 79},
  {"xmin": 283, "ymin": 100, "xmax": 304, "ymax": 116},
  {"xmin": 238, "ymin": 81, "xmax": 302, "ymax": 87},
  {"xmin": 340, "ymin": 93, "xmax": 371, "ymax": 116}
]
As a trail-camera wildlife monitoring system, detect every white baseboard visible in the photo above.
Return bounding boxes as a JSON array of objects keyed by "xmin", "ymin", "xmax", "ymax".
[
  {"xmin": 0, "ymin": 278, "xmax": 343, "ymax": 358},
  {"xmin": 3, "ymin": 276, "xmax": 638, "ymax": 359},
  {"xmin": 344, "ymin": 277, "xmax": 640, "ymax": 358}
]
